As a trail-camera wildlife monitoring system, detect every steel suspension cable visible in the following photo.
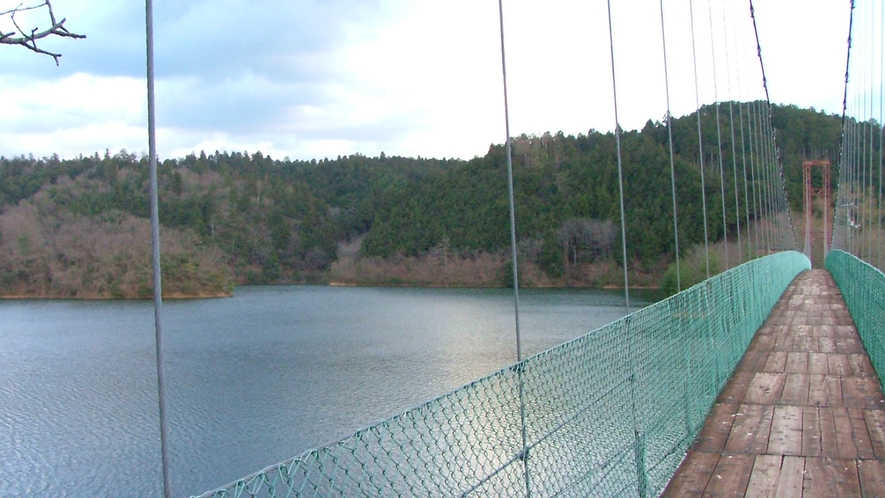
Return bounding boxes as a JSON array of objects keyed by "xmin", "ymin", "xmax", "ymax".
[
  {"xmin": 605, "ymin": 0, "xmax": 630, "ymax": 314},
  {"xmin": 853, "ymin": 86, "xmax": 861, "ymax": 255},
  {"xmin": 658, "ymin": 0, "xmax": 681, "ymax": 292},
  {"xmin": 732, "ymin": 10, "xmax": 757, "ymax": 260},
  {"xmin": 689, "ymin": 0, "xmax": 711, "ymax": 278},
  {"xmin": 859, "ymin": 15, "xmax": 868, "ymax": 260},
  {"xmin": 495, "ymin": 2, "xmax": 530, "ymax": 495},
  {"xmin": 836, "ymin": 0, "xmax": 856, "ymax": 253},
  {"xmin": 866, "ymin": 5, "xmax": 875, "ymax": 262},
  {"xmin": 749, "ymin": 0, "xmax": 797, "ymax": 253},
  {"xmin": 721, "ymin": 0, "xmax": 743, "ymax": 264},
  {"xmin": 761, "ymin": 102, "xmax": 775, "ymax": 251},
  {"xmin": 758, "ymin": 103, "xmax": 771, "ymax": 253},
  {"xmin": 759, "ymin": 102, "xmax": 780, "ymax": 249},
  {"xmin": 759, "ymin": 107, "xmax": 781, "ymax": 253},
  {"xmin": 877, "ymin": 3, "xmax": 885, "ymax": 270},
  {"xmin": 760, "ymin": 108, "xmax": 784, "ymax": 250},
  {"xmin": 145, "ymin": 0, "xmax": 171, "ymax": 496},
  {"xmin": 750, "ymin": 101, "xmax": 767, "ymax": 253},
  {"xmin": 707, "ymin": 0, "xmax": 729, "ymax": 269},
  {"xmin": 739, "ymin": 101, "xmax": 753, "ymax": 259},
  {"xmin": 746, "ymin": 101, "xmax": 761, "ymax": 256}
]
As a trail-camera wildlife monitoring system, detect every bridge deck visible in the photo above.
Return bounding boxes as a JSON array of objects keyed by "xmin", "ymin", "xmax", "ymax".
[{"xmin": 663, "ymin": 269, "xmax": 885, "ymax": 497}]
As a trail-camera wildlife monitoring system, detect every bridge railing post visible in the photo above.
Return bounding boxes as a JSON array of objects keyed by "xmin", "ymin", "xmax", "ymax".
[{"xmin": 627, "ymin": 315, "xmax": 649, "ymax": 498}]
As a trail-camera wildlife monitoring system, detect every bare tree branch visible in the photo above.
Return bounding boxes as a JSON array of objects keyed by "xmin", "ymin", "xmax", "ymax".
[{"xmin": 0, "ymin": 0, "xmax": 85, "ymax": 65}]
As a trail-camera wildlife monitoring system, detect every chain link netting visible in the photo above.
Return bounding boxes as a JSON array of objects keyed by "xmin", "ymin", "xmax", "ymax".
[
  {"xmin": 193, "ymin": 251, "xmax": 809, "ymax": 498},
  {"xmin": 826, "ymin": 250, "xmax": 885, "ymax": 387}
]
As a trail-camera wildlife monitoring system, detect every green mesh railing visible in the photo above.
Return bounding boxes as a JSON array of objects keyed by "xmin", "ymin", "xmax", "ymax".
[
  {"xmin": 826, "ymin": 250, "xmax": 885, "ymax": 388},
  {"xmin": 193, "ymin": 251, "xmax": 809, "ymax": 498}
]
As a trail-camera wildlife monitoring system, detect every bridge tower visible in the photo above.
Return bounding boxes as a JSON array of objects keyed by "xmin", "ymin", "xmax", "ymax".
[{"xmin": 803, "ymin": 159, "xmax": 831, "ymax": 266}]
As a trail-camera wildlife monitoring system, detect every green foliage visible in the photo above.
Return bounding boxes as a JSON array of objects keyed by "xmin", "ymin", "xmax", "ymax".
[
  {"xmin": 538, "ymin": 231, "xmax": 564, "ymax": 278},
  {"xmin": 661, "ymin": 252, "xmax": 722, "ymax": 296},
  {"xmin": 0, "ymin": 103, "xmax": 852, "ymax": 292}
]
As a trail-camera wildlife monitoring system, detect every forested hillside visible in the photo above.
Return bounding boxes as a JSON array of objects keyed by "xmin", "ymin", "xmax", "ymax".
[{"xmin": 0, "ymin": 103, "xmax": 850, "ymax": 298}]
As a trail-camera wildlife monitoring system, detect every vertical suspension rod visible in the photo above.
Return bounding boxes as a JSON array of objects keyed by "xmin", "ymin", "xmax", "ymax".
[
  {"xmin": 606, "ymin": 0, "xmax": 630, "ymax": 314},
  {"xmin": 146, "ymin": 0, "xmax": 172, "ymax": 496},
  {"xmin": 689, "ymin": 0, "xmax": 711, "ymax": 278},
  {"xmin": 837, "ymin": 0, "xmax": 856, "ymax": 253},
  {"xmin": 659, "ymin": 0, "xmax": 681, "ymax": 292},
  {"xmin": 721, "ymin": 0, "xmax": 743, "ymax": 264},
  {"xmin": 707, "ymin": 0, "xmax": 729, "ymax": 269},
  {"xmin": 496, "ymin": 2, "xmax": 530, "ymax": 495}
]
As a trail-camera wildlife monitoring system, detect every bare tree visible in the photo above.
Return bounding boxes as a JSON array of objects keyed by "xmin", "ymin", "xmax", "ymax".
[
  {"xmin": 1, "ymin": 0, "xmax": 84, "ymax": 64},
  {"xmin": 555, "ymin": 218, "xmax": 617, "ymax": 266}
]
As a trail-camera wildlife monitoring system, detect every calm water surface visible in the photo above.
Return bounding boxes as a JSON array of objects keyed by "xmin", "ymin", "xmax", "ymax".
[{"xmin": 0, "ymin": 285, "xmax": 659, "ymax": 497}]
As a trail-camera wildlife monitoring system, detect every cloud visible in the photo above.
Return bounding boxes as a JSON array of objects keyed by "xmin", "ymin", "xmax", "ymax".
[
  {"xmin": 0, "ymin": 0, "xmax": 859, "ymax": 161},
  {"xmin": 750, "ymin": 0, "xmax": 850, "ymax": 115},
  {"xmin": 0, "ymin": 73, "xmax": 146, "ymax": 157}
]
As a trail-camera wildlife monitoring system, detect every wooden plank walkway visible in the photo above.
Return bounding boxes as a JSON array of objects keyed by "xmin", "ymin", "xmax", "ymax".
[{"xmin": 663, "ymin": 269, "xmax": 885, "ymax": 497}]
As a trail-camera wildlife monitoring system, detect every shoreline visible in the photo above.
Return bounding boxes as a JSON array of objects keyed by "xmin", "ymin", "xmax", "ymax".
[
  {"xmin": 0, "ymin": 282, "xmax": 661, "ymax": 300},
  {"xmin": 0, "ymin": 290, "xmax": 234, "ymax": 300}
]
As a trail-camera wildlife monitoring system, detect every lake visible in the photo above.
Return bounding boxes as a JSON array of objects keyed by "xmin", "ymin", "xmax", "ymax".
[{"xmin": 0, "ymin": 285, "xmax": 658, "ymax": 497}]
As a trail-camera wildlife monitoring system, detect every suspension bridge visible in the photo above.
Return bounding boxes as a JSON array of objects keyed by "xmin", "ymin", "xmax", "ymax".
[{"xmin": 135, "ymin": 0, "xmax": 885, "ymax": 496}]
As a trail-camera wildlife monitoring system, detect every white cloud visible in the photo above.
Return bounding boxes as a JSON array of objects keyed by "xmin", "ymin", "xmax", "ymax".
[
  {"xmin": 0, "ymin": 0, "xmax": 860, "ymax": 160},
  {"xmin": 0, "ymin": 73, "xmax": 146, "ymax": 157},
  {"xmin": 0, "ymin": 121, "xmax": 147, "ymax": 158}
]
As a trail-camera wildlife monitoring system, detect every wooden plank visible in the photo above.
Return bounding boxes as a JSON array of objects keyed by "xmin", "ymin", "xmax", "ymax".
[
  {"xmin": 809, "ymin": 353, "xmax": 830, "ymax": 374},
  {"xmin": 819, "ymin": 407, "xmax": 839, "ymax": 458},
  {"xmin": 774, "ymin": 335, "xmax": 795, "ymax": 353},
  {"xmin": 755, "ymin": 324, "xmax": 778, "ymax": 336},
  {"xmin": 704, "ymin": 453, "xmax": 755, "ymax": 497},
  {"xmin": 785, "ymin": 352, "xmax": 809, "ymax": 374},
  {"xmin": 849, "ymin": 407, "xmax": 875, "ymax": 460},
  {"xmin": 842, "ymin": 377, "xmax": 866, "ymax": 408},
  {"xmin": 819, "ymin": 336, "xmax": 838, "ymax": 353},
  {"xmin": 745, "ymin": 373, "xmax": 787, "ymax": 405},
  {"xmin": 843, "ymin": 377, "xmax": 885, "ymax": 410},
  {"xmin": 748, "ymin": 334, "xmax": 776, "ymax": 352},
  {"xmin": 858, "ymin": 460, "xmax": 885, "ymax": 498},
  {"xmin": 773, "ymin": 456, "xmax": 806, "ymax": 496},
  {"xmin": 792, "ymin": 336, "xmax": 811, "ymax": 352},
  {"xmin": 828, "ymin": 354, "xmax": 853, "ymax": 376},
  {"xmin": 739, "ymin": 351, "xmax": 771, "ymax": 372},
  {"xmin": 661, "ymin": 451, "xmax": 718, "ymax": 497},
  {"xmin": 780, "ymin": 374, "xmax": 809, "ymax": 406},
  {"xmin": 718, "ymin": 371, "xmax": 753, "ymax": 404},
  {"xmin": 769, "ymin": 325, "xmax": 790, "ymax": 337},
  {"xmin": 725, "ymin": 404, "xmax": 775, "ymax": 454},
  {"xmin": 802, "ymin": 406, "xmax": 821, "ymax": 457},
  {"xmin": 836, "ymin": 325, "xmax": 859, "ymax": 337},
  {"xmin": 816, "ymin": 326, "xmax": 837, "ymax": 339},
  {"xmin": 808, "ymin": 374, "xmax": 843, "ymax": 407},
  {"xmin": 744, "ymin": 454, "xmax": 783, "ymax": 498},
  {"xmin": 832, "ymin": 407, "xmax": 860, "ymax": 459},
  {"xmin": 804, "ymin": 335, "xmax": 821, "ymax": 352},
  {"xmin": 838, "ymin": 336, "xmax": 865, "ymax": 354},
  {"xmin": 848, "ymin": 353, "xmax": 877, "ymax": 377},
  {"xmin": 803, "ymin": 457, "xmax": 860, "ymax": 498},
  {"xmin": 864, "ymin": 409, "xmax": 885, "ymax": 459},
  {"xmin": 693, "ymin": 402, "xmax": 739, "ymax": 453},
  {"xmin": 763, "ymin": 352, "xmax": 787, "ymax": 373},
  {"xmin": 768, "ymin": 405, "xmax": 803, "ymax": 456}
]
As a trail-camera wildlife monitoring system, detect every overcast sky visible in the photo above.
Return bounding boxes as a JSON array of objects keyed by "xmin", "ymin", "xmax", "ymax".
[{"xmin": 1, "ymin": 0, "xmax": 853, "ymax": 161}]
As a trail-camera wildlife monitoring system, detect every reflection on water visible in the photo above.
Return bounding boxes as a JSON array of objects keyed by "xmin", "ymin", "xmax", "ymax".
[{"xmin": 0, "ymin": 286, "xmax": 656, "ymax": 496}]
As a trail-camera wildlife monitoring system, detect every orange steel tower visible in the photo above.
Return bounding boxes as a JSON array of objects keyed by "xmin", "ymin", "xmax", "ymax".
[{"xmin": 803, "ymin": 159, "xmax": 831, "ymax": 263}]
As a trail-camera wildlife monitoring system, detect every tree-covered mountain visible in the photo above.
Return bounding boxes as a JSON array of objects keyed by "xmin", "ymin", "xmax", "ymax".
[{"xmin": 0, "ymin": 103, "xmax": 856, "ymax": 297}]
